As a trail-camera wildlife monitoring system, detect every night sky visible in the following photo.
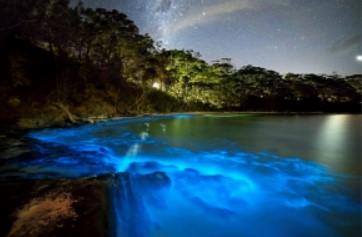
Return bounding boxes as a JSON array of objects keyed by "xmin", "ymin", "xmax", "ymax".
[{"xmin": 74, "ymin": 0, "xmax": 361, "ymax": 75}]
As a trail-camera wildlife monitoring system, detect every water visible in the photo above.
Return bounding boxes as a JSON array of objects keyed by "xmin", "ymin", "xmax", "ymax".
[{"xmin": 1, "ymin": 113, "xmax": 361, "ymax": 237}]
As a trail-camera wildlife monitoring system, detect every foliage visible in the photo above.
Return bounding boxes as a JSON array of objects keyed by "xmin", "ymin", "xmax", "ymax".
[{"xmin": 0, "ymin": 0, "xmax": 360, "ymax": 128}]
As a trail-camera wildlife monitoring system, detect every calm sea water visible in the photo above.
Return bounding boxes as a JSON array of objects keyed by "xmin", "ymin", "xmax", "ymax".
[{"xmin": 1, "ymin": 114, "xmax": 361, "ymax": 237}]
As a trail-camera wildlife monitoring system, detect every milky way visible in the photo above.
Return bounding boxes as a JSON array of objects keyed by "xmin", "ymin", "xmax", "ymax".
[{"xmin": 73, "ymin": 0, "xmax": 361, "ymax": 74}]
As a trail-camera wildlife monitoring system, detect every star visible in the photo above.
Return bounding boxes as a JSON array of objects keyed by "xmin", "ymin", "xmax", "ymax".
[{"xmin": 76, "ymin": 0, "xmax": 362, "ymax": 74}]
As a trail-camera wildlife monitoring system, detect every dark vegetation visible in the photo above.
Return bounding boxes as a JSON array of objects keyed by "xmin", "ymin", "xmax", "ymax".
[{"xmin": 0, "ymin": 0, "xmax": 361, "ymax": 129}]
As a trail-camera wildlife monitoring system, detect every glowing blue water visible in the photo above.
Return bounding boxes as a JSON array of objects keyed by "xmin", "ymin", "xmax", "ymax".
[{"xmin": 0, "ymin": 114, "xmax": 361, "ymax": 237}]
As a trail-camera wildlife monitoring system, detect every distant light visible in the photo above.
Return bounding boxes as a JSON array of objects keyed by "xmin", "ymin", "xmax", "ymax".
[
  {"xmin": 356, "ymin": 55, "xmax": 362, "ymax": 62},
  {"xmin": 152, "ymin": 82, "xmax": 161, "ymax": 89}
]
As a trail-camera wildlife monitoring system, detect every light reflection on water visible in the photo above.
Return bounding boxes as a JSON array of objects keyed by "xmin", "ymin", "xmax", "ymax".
[
  {"xmin": 315, "ymin": 115, "xmax": 354, "ymax": 171},
  {"xmin": 0, "ymin": 114, "xmax": 361, "ymax": 237}
]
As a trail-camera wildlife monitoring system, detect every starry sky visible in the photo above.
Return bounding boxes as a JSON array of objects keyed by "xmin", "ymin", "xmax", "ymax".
[{"xmin": 73, "ymin": 0, "xmax": 361, "ymax": 75}]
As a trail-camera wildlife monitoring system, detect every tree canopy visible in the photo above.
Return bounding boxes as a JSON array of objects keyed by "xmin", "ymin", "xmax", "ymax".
[{"xmin": 0, "ymin": 0, "xmax": 360, "ymax": 122}]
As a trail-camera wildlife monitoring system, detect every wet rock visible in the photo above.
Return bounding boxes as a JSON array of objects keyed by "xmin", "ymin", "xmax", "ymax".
[
  {"xmin": 7, "ymin": 192, "xmax": 77, "ymax": 237},
  {"xmin": 139, "ymin": 171, "xmax": 172, "ymax": 190},
  {"xmin": 0, "ymin": 133, "xmax": 32, "ymax": 161},
  {"xmin": 0, "ymin": 178, "xmax": 110, "ymax": 237}
]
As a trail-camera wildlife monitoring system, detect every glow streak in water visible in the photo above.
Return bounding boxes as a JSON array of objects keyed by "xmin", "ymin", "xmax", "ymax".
[{"xmin": 0, "ymin": 114, "xmax": 360, "ymax": 237}]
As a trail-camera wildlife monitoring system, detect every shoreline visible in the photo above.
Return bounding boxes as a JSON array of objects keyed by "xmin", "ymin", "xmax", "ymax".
[{"xmin": 1, "ymin": 110, "xmax": 361, "ymax": 133}]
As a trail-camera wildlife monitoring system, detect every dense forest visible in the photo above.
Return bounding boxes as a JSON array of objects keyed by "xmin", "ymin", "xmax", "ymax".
[{"xmin": 0, "ymin": 0, "xmax": 361, "ymax": 129}]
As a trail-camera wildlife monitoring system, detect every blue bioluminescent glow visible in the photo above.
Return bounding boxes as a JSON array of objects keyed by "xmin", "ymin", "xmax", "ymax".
[{"xmin": 0, "ymin": 114, "xmax": 361, "ymax": 237}]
